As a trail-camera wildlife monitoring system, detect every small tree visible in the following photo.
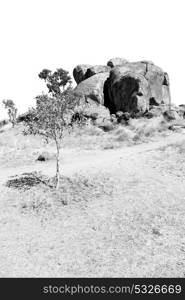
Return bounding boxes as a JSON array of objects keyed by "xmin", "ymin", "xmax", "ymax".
[
  {"xmin": 2, "ymin": 99, "xmax": 17, "ymax": 127},
  {"xmin": 24, "ymin": 90, "xmax": 79, "ymax": 189},
  {"xmin": 24, "ymin": 67, "xmax": 80, "ymax": 189}
]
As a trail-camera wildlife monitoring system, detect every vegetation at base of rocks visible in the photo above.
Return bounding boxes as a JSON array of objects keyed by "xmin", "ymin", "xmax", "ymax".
[{"xmin": 1, "ymin": 115, "xmax": 185, "ymax": 167}]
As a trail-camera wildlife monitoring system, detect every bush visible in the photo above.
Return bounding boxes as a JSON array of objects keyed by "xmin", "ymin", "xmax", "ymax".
[
  {"xmin": 17, "ymin": 111, "xmax": 36, "ymax": 123},
  {"xmin": 0, "ymin": 119, "xmax": 9, "ymax": 128}
]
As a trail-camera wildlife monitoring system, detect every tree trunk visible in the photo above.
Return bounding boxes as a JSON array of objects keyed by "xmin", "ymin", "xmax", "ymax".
[{"xmin": 55, "ymin": 145, "xmax": 60, "ymax": 190}]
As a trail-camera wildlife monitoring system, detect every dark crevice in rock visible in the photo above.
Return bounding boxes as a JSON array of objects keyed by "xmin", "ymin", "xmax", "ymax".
[
  {"xmin": 104, "ymin": 76, "xmax": 141, "ymax": 114},
  {"xmin": 141, "ymin": 61, "xmax": 149, "ymax": 77},
  {"xmin": 149, "ymin": 97, "xmax": 159, "ymax": 106},
  {"xmin": 163, "ymin": 76, "xmax": 168, "ymax": 86},
  {"xmin": 103, "ymin": 78, "xmax": 116, "ymax": 114},
  {"xmin": 163, "ymin": 72, "xmax": 170, "ymax": 87}
]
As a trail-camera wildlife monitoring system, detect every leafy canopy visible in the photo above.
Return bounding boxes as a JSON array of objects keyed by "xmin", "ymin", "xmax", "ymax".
[
  {"xmin": 38, "ymin": 68, "xmax": 72, "ymax": 95},
  {"xmin": 24, "ymin": 89, "xmax": 79, "ymax": 144}
]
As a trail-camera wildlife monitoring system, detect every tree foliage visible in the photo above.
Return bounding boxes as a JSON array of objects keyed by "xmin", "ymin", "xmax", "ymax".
[
  {"xmin": 2, "ymin": 99, "xmax": 18, "ymax": 127},
  {"xmin": 25, "ymin": 90, "xmax": 79, "ymax": 142},
  {"xmin": 38, "ymin": 68, "xmax": 72, "ymax": 95}
]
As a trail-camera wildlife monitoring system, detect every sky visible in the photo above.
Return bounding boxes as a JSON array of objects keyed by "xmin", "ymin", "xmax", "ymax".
[{"xmin": 0, "ymin": 0, "xmax": 184, "ymax": 119}]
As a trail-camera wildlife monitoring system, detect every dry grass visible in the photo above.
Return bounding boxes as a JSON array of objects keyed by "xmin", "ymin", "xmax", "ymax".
[
  {"xmin": 64, "ymin": 116, "xmax": 172, "ymax": 150},
  {"xmin": 150, "ymin": 139, "xmax": 185, "ymax": 180},
  {"xmin": 4, "ymin": 171, "xmax": 115, "ymax": 216},
  {"xmin": 1, "ymin": 145, "xmax": 185, "ymax": 277},
  {"xmin": 1, "ymin": 116, "xmax": 184, "ymax": 171},
  {"xmin": 128, "ymin": 116, "xmax": 169, "ymax": 142},
  {"xmin": 1, "ymin": 117, "xmax": 185, "ymax": 277},
  {"xmin": 0, "ymin": 116, "xmax": 177, "ymax": 152}
]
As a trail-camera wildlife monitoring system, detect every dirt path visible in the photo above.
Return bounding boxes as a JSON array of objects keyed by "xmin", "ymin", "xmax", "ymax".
[
  {"xmin": 0, "ymin": 131, "xmax": 185, "ymax": 182},
  {"xmin": 1, "ymin": 131, "xmax": 185, "ymax": 277}
]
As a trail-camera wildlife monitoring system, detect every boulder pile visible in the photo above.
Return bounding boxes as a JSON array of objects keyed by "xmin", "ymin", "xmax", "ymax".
[{"xmin": 74, "ymin": 58, "xmax": 172, "ymax": 117}]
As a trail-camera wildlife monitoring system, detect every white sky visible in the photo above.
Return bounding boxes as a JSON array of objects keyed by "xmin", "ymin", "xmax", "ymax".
[{"xmin": 0, "ymin": 0, "xmax": 184, "ymax": 119}]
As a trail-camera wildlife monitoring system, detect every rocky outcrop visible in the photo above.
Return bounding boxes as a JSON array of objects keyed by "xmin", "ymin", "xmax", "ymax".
[{"xmin": 73, "ymin": 58, "xmax": 171, "ymax": 116}]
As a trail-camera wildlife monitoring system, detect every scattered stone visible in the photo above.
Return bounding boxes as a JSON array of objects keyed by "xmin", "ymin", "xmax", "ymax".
[
  {"xmin": 116, "ymin": 111, "xmax": 130, "ymax": 124},
  {"xmin": 163, "ymin": 110, "xmax": 181, "ymax": 121},
  {"xmin": 37, "ymin": 152, "xmax": 55, "ymax": 162},
  {"xmin": 152, "ymin": 228, "xmax": 162, "ymax": 236},
  {"xmin": 110, "ymin": 114, "xmax": 117, "ymax": 124},
  {"xmin": 98, "ymin": 121, "xmax": 114, "ymax": 132},
  {"xmin": 145, "ymin": 105, "xmax": 168, "ymax": 118}
]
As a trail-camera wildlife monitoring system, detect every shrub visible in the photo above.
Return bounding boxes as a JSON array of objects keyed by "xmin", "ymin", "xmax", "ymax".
[{"xmin": 0, "ymin": 119, "xmax": 9, "ymax": 129}]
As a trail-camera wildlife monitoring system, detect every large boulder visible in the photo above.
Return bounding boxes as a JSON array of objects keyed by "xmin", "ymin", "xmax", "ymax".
[
  {"xmin": 104, "ymin": 66, "xmax": 149, "ymax": 114},
  {"xmin": 144, "ymin": 63, "xmax": 170, "ymax": 106},
  {"xmin": 107, "ymin": 57, "xmax": 128, "ymax": 68},
  {"xmin": 74, "ymin": 72, "xmax": 110, "ymax": 105},
  {"xmin": 104, "ymin": 61, "xmax": 171, "ymax": 115},
  {"xmin": 73, "ymin": 64, "xmax": 110, "ymax": 84},
  {"xmin": 73, "ymin": 64, "xmax": 92, "ymax": 84},
  {"xmin": 85, "ymin": 65, "xmax": 110, "ymax": 78},
  {"xmin": 177, "ymin": 104, "xmax": 185, "ymax": 118}
]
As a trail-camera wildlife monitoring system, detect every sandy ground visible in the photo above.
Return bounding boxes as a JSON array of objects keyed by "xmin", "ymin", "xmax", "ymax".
[{"xmin": 1, "ymin": 130, "xmax": 185, "ymax": 277}]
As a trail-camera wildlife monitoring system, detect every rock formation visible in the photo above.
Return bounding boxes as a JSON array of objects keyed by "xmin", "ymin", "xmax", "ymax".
[
  {"xmin": 74, "ymin": 72, "xmax": 110, "ymax": 105},
  {"xmin": 73, "ymin": 58, "xmax": 171, "ymax": 116}
]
